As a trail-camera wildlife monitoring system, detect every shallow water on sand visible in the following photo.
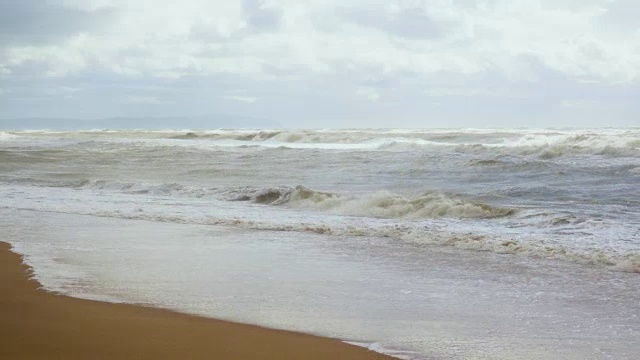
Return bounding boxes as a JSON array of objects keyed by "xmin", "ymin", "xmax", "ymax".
[{"xmin": 3, "ymin": 209, "xmax": 639, "ymax": 359}]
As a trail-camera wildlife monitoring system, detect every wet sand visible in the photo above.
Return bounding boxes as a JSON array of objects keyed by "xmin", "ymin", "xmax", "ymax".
[{"xmin": 0, "ymin": 242, "xmax": 393, "ymax": 359}]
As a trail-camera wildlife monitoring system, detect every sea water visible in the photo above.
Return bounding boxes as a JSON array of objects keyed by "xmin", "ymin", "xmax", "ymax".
[{"xmin": 1, "ymin": 128, "xmax": 639, "ymax": 359}]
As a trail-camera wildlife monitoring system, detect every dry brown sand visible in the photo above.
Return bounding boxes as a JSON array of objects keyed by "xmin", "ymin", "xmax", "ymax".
[{"xmin": 0, "ymin": 242, "xmax": 394, "ymax": 359}]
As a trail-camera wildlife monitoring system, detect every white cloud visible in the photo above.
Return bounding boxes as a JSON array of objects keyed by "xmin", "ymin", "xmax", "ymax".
[
  {"xmin": 1, "ymin": 0, "xmax": 638, "ymax": 83},
  {"xmin": 43, "ymin": 86, "xmax": 82, "ymax": 96},
  {"xmin": 221, "ymin": 95, "xmax": 258, "ymax": 103},
  {"xmin": 424, "ymin": 87, "xmax": 523, "ymax": 98},
  {"xmin": 1, "ymin": 0, "xmax": 639, "ymax": 127},
  {"xmin": 560, "ymin": 99, "xmax": 601, "ymax": 109},
  {"xmin": 59, "ymin": 0, "xmax": 116, "ymax": 12},
  {"xmin": 123, "ymin": 95, "xmax": 164, "ymax": 104},
  {"xmin": 356, "ymin": 86, "xmax": 381, "ymax": 101}
]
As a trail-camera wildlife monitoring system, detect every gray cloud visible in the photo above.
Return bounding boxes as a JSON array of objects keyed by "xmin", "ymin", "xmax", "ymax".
[
  {"xmin": 342, "ymin": 5, "xmax": 440, "ymax": 39},
  {"xmin": 597, "ymin": 0, "xmax": 640, "ymax": 31},
  {"xmin": 190, "ymin": 0, "xmax": 281, "ymax": 43},
  {"xmin": 0, "ymin": 0, "xmax": 638, "ymax": 127},
  {"xmin": 0, "ymin": 0, "xmax": 115, "ymax": 46},
  {"xmin": 243, "ymin": 0, "xmax": 282, "ymax": 31}
]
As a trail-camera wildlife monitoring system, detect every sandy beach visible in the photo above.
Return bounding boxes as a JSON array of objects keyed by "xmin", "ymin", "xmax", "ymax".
[{"xmin": 0, "ymin": 241, "xmax": 392, "ymax": 359}]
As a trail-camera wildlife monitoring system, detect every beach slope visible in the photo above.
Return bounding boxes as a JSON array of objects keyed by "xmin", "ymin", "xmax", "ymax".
[{"xmin": 0, "ymin": 242, "xmax": 392, "ymax": 360}]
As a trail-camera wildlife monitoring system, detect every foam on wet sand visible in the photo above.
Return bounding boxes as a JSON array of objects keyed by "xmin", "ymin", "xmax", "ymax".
[{"xmin": 0, "ymin": 241, "xmax": 393, "ymax": 360}]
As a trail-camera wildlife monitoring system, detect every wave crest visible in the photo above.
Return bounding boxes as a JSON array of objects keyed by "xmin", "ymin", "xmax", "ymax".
[
  {"xmin": 0, "ymin": 132, "xmax": 18, "ymax": 140},
  {"xmin": 163, "ymin": 129, "xmax": 640, "ymax": 158},
  {"xmin": 224, "ymin": 185, "xmax": 514, "ymax": 219},
  {"xmin": 51, "ymin": 180, "xmax": 513, "ymax": 220}
]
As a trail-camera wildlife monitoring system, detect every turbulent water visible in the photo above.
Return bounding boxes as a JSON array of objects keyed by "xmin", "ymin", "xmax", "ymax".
[{"xmin": 1, "ymin": 128, "xmax": 639, "ymax": 359}]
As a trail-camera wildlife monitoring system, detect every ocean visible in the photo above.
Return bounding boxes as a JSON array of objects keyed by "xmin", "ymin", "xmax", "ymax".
[{"xmin": 1, "ymin": 128, "xmax": 639, "ymax": 359}]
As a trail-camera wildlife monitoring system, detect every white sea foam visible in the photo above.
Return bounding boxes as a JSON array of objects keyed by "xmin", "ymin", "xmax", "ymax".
[
  {"xmin": 4, "ymin": 178, "xmax": 636, "ymax": 273},
  {"xmin": 0, "ymin": 131, "xmax": 18, "ymax": 140},
  {"xmin": 9, "ymin": 128, "xmax": 639, "ymax": 158},
  {"xmin": 170, "ymin": 129, "xmax": 640, "ymax": 157},
  {"xmin": 345, "ymin": 341, "xmax": 419, "ymax": 360},
  {"xmin": 85, "ymin": 209, "xmax": 636, "ymax": 273},
  {"xmin": 3, "ymin": 128, "xmax": 638, "ymax": 275},
  {"xmin": 71, "ymin": 179, "xmax": 203, "ymax": 196}
]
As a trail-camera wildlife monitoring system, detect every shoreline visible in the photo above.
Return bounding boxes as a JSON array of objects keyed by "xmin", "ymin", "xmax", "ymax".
[{"xmin": 0, "ymin": 241, "xmax": 394, "ymax": 359}]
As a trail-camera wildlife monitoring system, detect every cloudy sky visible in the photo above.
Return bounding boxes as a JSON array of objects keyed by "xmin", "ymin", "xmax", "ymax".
[{"xmin": 1, "ymin": 0, "xmax": 639, "ymax": 127}]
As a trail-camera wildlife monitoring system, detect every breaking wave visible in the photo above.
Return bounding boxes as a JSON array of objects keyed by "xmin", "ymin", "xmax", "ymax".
[
  {"xmin": 165, "ymin": 129, "xmax": 640, "ymax": 157},
  {"xmin": 0, "ymin": 131, "xmax": 18, "ymax": 140},
  {"xmin": 453, "ymin": 134, "xmax": 639, "ymax": 158},
  {"xmin": 42, "ymin": 179, "xmax": 515, "ymax": 220},
  {"xmin": 4, "ymin": 128, "xmax": 639, "ymax": 275},
  {"xmin": 8, "ymin": 129, "xmax": 639, "ymax": 158},
  {"xmin": 4, "ymin": 181, "xmax": 638, "ymax": 273},
  {"xmin": 218, "ymin": 185, "xmax": 515, "ymax": 219}
]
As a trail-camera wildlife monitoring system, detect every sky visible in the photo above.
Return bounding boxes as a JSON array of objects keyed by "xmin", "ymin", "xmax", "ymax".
[{"xmin": 0, "ymin": 0, "xmax": 639, "ymax": 128}]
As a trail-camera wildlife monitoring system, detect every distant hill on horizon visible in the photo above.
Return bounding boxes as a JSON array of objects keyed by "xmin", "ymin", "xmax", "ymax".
[{"xmin": 0, "ymin": 114, "xmax": 282, "ymax": 130}]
